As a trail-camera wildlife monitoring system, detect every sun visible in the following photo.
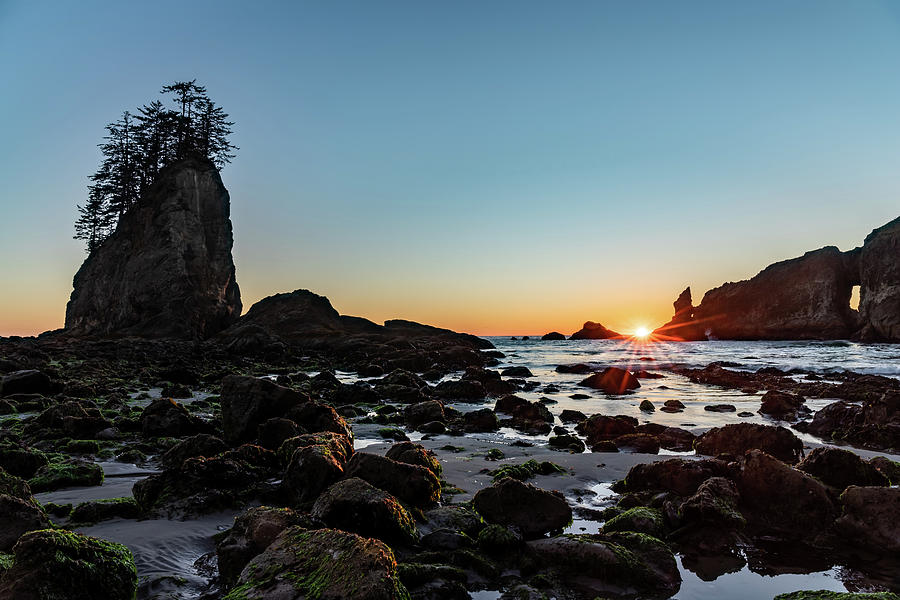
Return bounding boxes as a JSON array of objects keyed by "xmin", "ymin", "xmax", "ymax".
[{"xmin": 633, "ymin": 326, "xmax": 651, "ymax": 339}]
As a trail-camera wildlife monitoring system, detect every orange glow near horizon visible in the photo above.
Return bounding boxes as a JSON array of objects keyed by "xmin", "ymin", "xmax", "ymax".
[{"xmin": 632, "ymin": 325, "xmax": 651, "ymax": 340}]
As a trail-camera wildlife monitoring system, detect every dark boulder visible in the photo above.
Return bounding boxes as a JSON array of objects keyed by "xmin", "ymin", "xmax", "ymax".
[
  {"xmin": 615, "ymin": 458, "xmax": 732, "ymax": 497},
  {"xmin": 216, "ymin": 506, "xmax": 316, "ymax": 588},
  {"xmin": 160, "ymin": 434, "xmax": 227, "ymax": 470},
  {"xmin": 257, "ymin": 417, "xmax": 303, "ymax": 450},
  {"xmin": 228, "ymin": 527, "xmax": 409, "ymax": 600},
  {"xmin": 556, "ymin": 363, "xmax": 593, "ymax": 374},
  {"xmin": 311, "ymin": 478, "xmax": 418, "ymax": 545},
  {"xmin": 64, "ymin": 157, "xmax": 241, "ymax": 339},
  {"xmin": 759, "ymin": 390, "xmax": 806, "ymax": 419},
  {"xmin": 835, "ymin": 485, "xmax": 900, "ymax": 552},
  {"xmin": 405, "ymin": 400, "xmax": 446, "ymax": 430},
  {"xmin": 286, "ymin": 401, "xmax": 352, "ymax": 440},
  {"xmin": 384, "ymin": 441, "xmax": 442, "ymax": 479},
  {"xmin": 735, "ymin": 450, "xmax": 837, "ymax": 539},
  {"xmin": 282, "ymin": 444, "xmax": 345, "ymax": 507},
  {"xmin": 277, "ymin": 432, "xmax": 353, "ymax": 467},
  {"xmin": 695, "ymin": 423, "xmax": 803, "ymax": 464},
  {"xmin": 220, "ymin": 375, "xmax": 306, "ymax": 444},
  {"xmin": 578, "ymin": 367, "xmax": 640, "ymax": 394},
  {"xmin": 344, "ymin": 452, "xmax": 441, "ymax": 507},
  {"xmin": 797, "ymin": 446, "xmax": 888, "ymax": 490},
  {"xmin": 541, "ymin": 332, "xmax": 566, "ymax": 341},
  {"xmin": 0, "ymin": 370, "xmax": 50, "ymax": 397},
  {"xmin": 463, "ymin": 408, "xmax": 500, "ymax": 432},
  {"xmin": 473, "ymin": 477, "xmax": 571, "ymax": 539},
  {"xmin": 575, "ymin": 414, "xmax": 637, "ymax": 445},
  {"xmin": 0, "ymin": 529, "xmax": 137, "ymax": 600},
  {"xmin": 526, "ymin": 531, "xmax": 680, "ymax": 598},
  {"xmin": 140, "ymin": 398, "xmax": 204, "ymax": 437}
]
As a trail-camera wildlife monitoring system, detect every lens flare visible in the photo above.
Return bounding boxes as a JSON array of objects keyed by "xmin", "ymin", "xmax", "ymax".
[{"xmin": 633, "ymin": 326, "xmax": 651, "ymax": 339}]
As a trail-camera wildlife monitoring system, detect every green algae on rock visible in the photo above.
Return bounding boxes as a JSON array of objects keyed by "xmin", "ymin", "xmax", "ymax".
[
  {"xmin": 224, "ymin": 527, "xmax": 409, "ymax": 600},
  {"xmin": 0, "ymin": 528, "xmax": 137, "ymax": 600}
]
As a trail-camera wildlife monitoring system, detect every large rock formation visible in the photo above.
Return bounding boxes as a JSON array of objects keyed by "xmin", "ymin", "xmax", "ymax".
[
  {"xmin": 653, "ymin": 214, "xmax": 900, "ymax": 341},
  {"xmin": 216, "ymin": 289, "xmax": 492, "ymax": 369},
  {"xmin": 652, "ymin": 287, "xmax": 706, "ymax": 341},
  {"xmin": 569, "ymin": 321, "xmax": 622, "ymax": 340},
  {"xmin": 692, "ymin": 246, "xmax": 860, "ymax": 340},
  {"xmin": 858, "ymin": 216, "xmax": 900, "ymax": 340},
  {"xmin": 65, "ymin": 157, "xmax": 241, "ymax": 339}
]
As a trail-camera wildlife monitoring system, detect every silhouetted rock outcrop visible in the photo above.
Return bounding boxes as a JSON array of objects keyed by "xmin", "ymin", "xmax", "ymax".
[
  {"xmin": 655, "ymin": 215, "xmax": 900, "ymax": 341},
  {"xmin": 652, "ymin": 287, "xmax": 707, "ymax": 341},
  {"xmin": 217, "ymin": 289, "xmax": 492, "ymax": 369},
  {"xmin": 858, "ymin": 216, "xmax": 900, "ymax": 340},
  {"xmin": 569, "ymin": 321, "xmax": 622, "ymax": 340},
  {"xmin": 693, "ymin": 246, "xmax": 859, "ymax": 340},
  {"xmin": 65, "ymin": 157, "xmax": 241, "ymax": 339}
]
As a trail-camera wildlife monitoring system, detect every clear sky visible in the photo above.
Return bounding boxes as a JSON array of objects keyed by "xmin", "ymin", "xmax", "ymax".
[{"xmin": 1, "ymin": 1, "xmax": 899, "ymax": 337}]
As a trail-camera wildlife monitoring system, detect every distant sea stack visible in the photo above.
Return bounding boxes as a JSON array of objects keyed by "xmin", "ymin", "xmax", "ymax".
[
  {"xmin": 65, "ymin": 157, "xmax": 241, "ymax": 339},
  {"xmin": 569, "ymin": 321, "xmax": 622, "ymax": 340},
  {"xmin": 656, "ymin": 215, "xmax": 900, "ymax": 341}
]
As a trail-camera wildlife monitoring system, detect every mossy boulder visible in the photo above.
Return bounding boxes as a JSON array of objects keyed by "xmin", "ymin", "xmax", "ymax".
[
  {"xmin": 473, "ymin": 477, "xmax": 572, "ymax": 539},
  {"xmin": 345, "ymin": 452, "xmax": 440, "ymax": 507},
  {"xmin": 224, "ymin": 527, "xmax": 409, "ymax": 600},
  {"xmin": 0, "ymin": 529, "xmax": 137, "ymax": 600},
  {"xmin": 603, "ymin": 506, "xmax": 665, "ymax": 538},
  {"xmin": 477, "ymin": 523, "xmax": 522, "ymax": 554},
  {"xmin": 216, "ymin": 506, "xmax": 317, "ymax": 587},
  {"xmin": 282, "ymin": 443, "xmax": 346, "ymax": 507},
  {"xmin": 159, "ymin": 433, "xmax": 227, "ymax": 470},
  {"xmin": 384, "ymin": 441, "xmax": 442, "ymax": 479},
  {"xmin": 311, "ymin": 478, "xmax": 418, "ymax": 545},
  {"xmin": 70, "ymin": 497, "xmax": 140, "ymax": 523},
  {"xmin": 28, "ymin": 459, "xmax": 103, "ymax": 493},
  {"xmin": 0, "ymin": 494, "xmax": 51, "ymax": 551},
  {"xmin": 489, "ymin": 459, "xmax": 565, "ymax": 483},
  {"xmin": 0, "ymin": 446, "xmax": 48, "ymax": 479},
  {"xmin": 526, "ymin": 531, "xmax": 680, "ymax": 598},
  {"xmin": 277, "ymin": 432, "xmax": 354, "ymax": 467},
  {"xmin": 140, "ymin": 397, "xmax": 205, "ymax": 437}
]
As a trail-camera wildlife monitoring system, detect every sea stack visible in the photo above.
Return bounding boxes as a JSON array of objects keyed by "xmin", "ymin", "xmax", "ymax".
[{"xmin": 65, "ymin": 156, "xmax": 241, "ymax": 339}]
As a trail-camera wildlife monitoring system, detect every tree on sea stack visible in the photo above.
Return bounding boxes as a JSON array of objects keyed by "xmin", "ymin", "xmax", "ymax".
[{"xmin": 73, "ymin": 79, "xmax": 238, "ymax": 252}]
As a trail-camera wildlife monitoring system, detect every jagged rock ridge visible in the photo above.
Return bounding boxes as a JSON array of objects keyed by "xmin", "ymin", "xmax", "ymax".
[
  {"xmin": 654, "ymin": 215, "xmax": 900, "ymax": 341},
  {"xmin": 65, "ymin": 157, "xmax": 241, "ymax": 339}
]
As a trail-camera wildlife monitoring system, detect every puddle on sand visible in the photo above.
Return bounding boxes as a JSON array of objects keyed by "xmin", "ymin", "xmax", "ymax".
[{"xmin": 675, "ymin": 560, "xmax": 847, "ymax": 600}]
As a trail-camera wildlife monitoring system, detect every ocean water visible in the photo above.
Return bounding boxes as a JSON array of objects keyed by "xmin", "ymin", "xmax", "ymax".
[{"xmin": 474, "ymin": 337, "xmax": 900, "ymax": 434}]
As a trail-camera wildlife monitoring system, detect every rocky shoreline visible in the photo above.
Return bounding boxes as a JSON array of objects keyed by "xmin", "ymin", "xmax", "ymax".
[{"xmin": 0, "ymin": 334, "xmax": 898, "ymax": 599}]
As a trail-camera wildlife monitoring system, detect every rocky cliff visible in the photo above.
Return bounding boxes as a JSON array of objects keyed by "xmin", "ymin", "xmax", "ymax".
[
  {"xmin": 654, "ymin": 215, "xmax": 900, "ymax": 341},
  {"xmin": 65, "ymin": 157, "xmax": 241, "ymax": 339},
  {"xmin": 858, "ymin": 216, "xmax": 900, "ymax": 340},
  {"xmin": 693, "ymin": 246, "xmax": 859, "ymax": 340}
]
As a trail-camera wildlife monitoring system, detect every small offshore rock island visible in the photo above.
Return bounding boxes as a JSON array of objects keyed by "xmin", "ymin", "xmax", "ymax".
[{"xmin": 3, "ymin": 129, "xmax": 900, "ymax": 599}]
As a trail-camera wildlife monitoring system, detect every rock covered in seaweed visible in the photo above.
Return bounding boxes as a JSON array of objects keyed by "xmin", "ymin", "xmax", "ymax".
[
  {"xmin": 224, "ymin": 527, "xmax": 409, "ymax": 600},
  {"xmin": 0, "ymin": 529, "xmax": 137, "ymax": 600}
]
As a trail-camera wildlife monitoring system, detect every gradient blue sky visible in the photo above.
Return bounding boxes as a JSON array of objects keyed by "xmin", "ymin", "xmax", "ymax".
[{"xmin": 2, "ymin": 0, "xmax": 899, "ymax": 336}]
